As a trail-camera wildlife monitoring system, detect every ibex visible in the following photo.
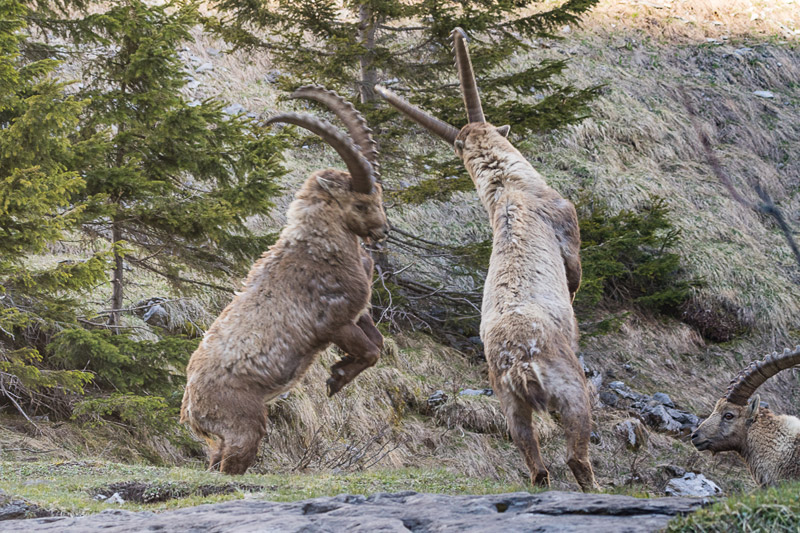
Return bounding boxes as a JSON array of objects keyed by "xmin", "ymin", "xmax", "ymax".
[
  {"xmin": 180, "ymin": 86, "xmax": 389, "ymax": 474},
  {"xmin": 692, "ymin": 346, "xmax": 800, "ymax": 486},
  {"xmin": 375, "ymin": 29, "xmax": 598, "ymax": 491}
]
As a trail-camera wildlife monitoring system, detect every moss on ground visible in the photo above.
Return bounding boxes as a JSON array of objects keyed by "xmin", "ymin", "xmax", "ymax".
[
  {"xmin": 667, "ymin": 482, "xmax": 800, "ymax": 532},
  {"xmin": 0, "ymin": 460, "xmax": 526, "ymax": 516}
]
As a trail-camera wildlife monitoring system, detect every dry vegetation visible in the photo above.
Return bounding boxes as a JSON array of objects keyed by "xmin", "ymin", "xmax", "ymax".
[{"xmin": 3, "ymin": 0, "xmax": 799, "ymax": 500}]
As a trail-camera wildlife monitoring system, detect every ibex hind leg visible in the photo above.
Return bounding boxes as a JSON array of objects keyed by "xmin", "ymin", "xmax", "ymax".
[
  {"xmin": 219, "ymin": 426, "xmax": 265, "ymax": 475},
  {"xmin": 208, "ymin": 439, "xmax": 223, "ymax": 471},
  {"xmin": 494, "ymin": 381, "xmax": 550, "ymax": 487},
  {"xmin": 550, "ymin": 374, "xmax": 599, "ymax": 492}
]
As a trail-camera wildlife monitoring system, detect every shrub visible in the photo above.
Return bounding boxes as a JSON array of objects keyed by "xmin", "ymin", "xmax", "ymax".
[{"xmin": 575, "ymin": 196, "xmax": 697, "ymax": 316}]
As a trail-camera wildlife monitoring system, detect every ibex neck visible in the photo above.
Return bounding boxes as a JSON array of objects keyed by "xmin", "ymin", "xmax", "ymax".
[
  {"xmin": 281, "ymin": 197, "xmax": 358, "ymax": 261},
  {"xmin": 464, "ymin": 144, "xmax": 549, "ymax": 221},
  {"xmin": 741, "ymin": 411, "xmax": 800, "ymax": 486}
]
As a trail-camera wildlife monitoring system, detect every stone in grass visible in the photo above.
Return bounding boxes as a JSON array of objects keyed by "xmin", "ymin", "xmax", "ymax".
[
  {"xmin": 196, "ymin": 62, "xmax": 214, "ymax": 73},
  {"xmin": 615, "ymin": 418, "xmax": 648, "ymax": 451},
  {"xmin": 665, "ymin": 473, "xmax": 722, "ymax": 497},
  {"xmin": 652, "ymin": 392, "xmax": 675, "ymax": 408},
  {"xmin": 459, "ymin": 388, "xmax": 493, "ymax": 397},
  {"xmin": 753, "ymin": 90, "xmax": 775, "ymax": 98},
  {"xmin": 105, "ymin": 493, "xmax": 125, "ymax": 505}
]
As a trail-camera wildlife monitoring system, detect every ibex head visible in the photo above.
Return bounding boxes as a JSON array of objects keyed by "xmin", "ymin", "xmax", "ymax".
[
  {"xmin": 267, "ymin": 86, "xmax": 388, "ymax": 242},
  {"xmin": 691, "ymin": 346, "xmax": 800, "ymax": 453},
  {"xmin": 374, "ymin": 28, "xmax": 512, "ymax": 180}
]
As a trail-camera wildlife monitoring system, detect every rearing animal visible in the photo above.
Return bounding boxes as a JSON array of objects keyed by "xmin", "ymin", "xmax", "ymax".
[
  {"xmin": 375, "ymin": 28, "xmax": 597, "ymax": 491},
  {"xmin": 180, "ymin": 86, "xmax": 389, "ymax": 475}
]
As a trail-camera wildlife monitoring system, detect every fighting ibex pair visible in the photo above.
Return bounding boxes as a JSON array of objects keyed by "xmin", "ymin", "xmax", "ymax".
[
  {"xmin": 692, "ymin": 346, "xmax": 800, "ymax": 486},
  {"xmin": 376, "ymin": 28, "xmax": 598, "ymax": 491},
  {"xmin": 181, "ymin": 87, "xmax": 388, "ymax": 474}
]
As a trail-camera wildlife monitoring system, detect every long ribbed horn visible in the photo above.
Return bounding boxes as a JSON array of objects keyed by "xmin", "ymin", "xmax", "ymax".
[
  {"xmin": 374, "ymin": 85, "xmax": 459, "ymax": 145},
  {"xmin": 725, "ymin": 345, "xmax": 800, "ymax": 405},
  {"xmin": 266, "ymin": 112, "xmax": 374, "ymax": 194},
  {"xmin": 290, "ymin": 85, "xmax": 380, "ymax": 178},
  {"xmin": 452, "ymin": 27, "xmax": 485, "ymax": 124}
]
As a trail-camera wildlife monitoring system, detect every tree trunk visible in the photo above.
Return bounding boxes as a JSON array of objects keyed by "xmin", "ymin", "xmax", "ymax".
[
  {"xmin": 358, "ymin": 4, "xmax": 377, "ymax": 104},
  {"xmin": 109, "ymin": 220, "xmax": 124, "ymax": 332}
]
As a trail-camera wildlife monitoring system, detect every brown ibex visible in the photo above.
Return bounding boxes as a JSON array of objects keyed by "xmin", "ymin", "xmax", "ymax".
[
  {"xmin": 375, "ymin": 29, "xmax": 597, "ymax": 491},
  {"xmin": 692, "ymin": 346, "xmax": 800, "ymax": 486},
  {"xmin": 180, "ymin": 86, "xmax": 389, "ymax": 474}
]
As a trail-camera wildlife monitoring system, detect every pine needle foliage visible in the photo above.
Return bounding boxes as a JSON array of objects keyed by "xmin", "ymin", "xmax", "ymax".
[
  {"xmin": 0, "ymin": 0, "xmax": 105, "ymax": 415},
  {"xmin": 62, "ymin": 0, "xmax": 287, "ymax": 327},
  {"xmin": 208, "ymin": 0, "xmax": 601, "ymax": 191},
  {"xmin": 574, "ymin": 197, "xmax": 696, "ymax": 316}
]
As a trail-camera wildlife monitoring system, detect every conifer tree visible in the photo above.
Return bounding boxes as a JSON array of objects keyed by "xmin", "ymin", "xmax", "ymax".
[
  {"xmin": 210, "ymin": 0, "xmax": 600, "ymax": 189},
  {"xmin": 65, "ymin": 0, "xmax": 287, "ymax": 329},
  {"xmin": 0, "ymin": 0, "xmax": 105, "ymax": 416}
]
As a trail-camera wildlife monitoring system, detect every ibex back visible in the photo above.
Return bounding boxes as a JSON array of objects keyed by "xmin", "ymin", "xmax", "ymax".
[
  {"xmin": 376, "ymin": 28, "xmax": 597, "ymax": 491},
  {"xmin": 181, "ymin": 86, "xmax": 388, "ymax": 474}
]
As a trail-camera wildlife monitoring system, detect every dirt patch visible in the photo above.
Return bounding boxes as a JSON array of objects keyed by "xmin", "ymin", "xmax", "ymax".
[{"xmin": 92, "ymin": 481, "xmax": 267, "ymax": 504}]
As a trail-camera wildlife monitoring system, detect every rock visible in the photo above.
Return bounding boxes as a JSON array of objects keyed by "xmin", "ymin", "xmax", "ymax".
[
  {"xmin": 263, "ymin": 69, "xmax": 284, "ymax": 84},
  {"xmin": 427, "ymin": 390, "xmax": 447, "ymax": 407},
  {"xmin": 652, "ymin": 393, "xmax": 675, "ymax": 408},
  {"xmin": 206, "ymin": 47, "xmax": 220, "ymax": 56},
  {"xmin": 608, "ymin": 381, "xmax": 646, "ymax": 402},
  {"xmin": 135, "ymin": 297, "xmax": 170, "ymax": 328},
  {"xmin": 105, "ymin": 493, "xmax": 125, "ymax": 505},
  {"xmin": 753, "ymin": 90, "xmax": 774, "ymax": 98},
  {"xmin": 458, "ymin": 388, "xmax": 493, "ymax": 397},
  {"xmin": 615, "ymin": 418, "xmax": 649, "ymax": 451},
  {"xmin": 223, "ymin": 103, "xmax": 246, "ymax": 115},
  {"xmin": 195, "ymin": 62, "xmax": 214, "ymax": 73},
  {"xmin": 640, "ymin": 404, "xmax": 683, "ymax": 434},
  {"xmin": 599, "ymin": 390, "xmax": 618, "ymax": 407},
  {"xmin": 665, "ymin": 473, "xmax": 722, "ymax": 497},
  {"xmin": 0, "ymin": 490, "xmax": 709, "ymax": 532}
]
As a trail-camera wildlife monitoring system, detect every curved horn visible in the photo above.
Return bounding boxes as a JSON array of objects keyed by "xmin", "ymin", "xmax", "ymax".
[
  {"xmin": 374, "ymin": 85, "xmax": 459, "ymax": 145},
  {"xmin": 725, "ymin": 345, "xmax": 800, "ymax": 405},
  {"xmin": 266, "ymin": 112, "xmax": 374, "ymax": 194},
  {"xmin": 290, "ymin": 85, "xmax": 380, "ymax": 178},
  {"xmin": 451, "ymin": 27, "xmax": 485, "ymax": 124}
]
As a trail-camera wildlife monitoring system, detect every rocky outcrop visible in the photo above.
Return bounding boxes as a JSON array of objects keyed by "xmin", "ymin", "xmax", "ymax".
[{"xmin": 2, "ymin": 490, "xmax": 709, "ymax": 532}]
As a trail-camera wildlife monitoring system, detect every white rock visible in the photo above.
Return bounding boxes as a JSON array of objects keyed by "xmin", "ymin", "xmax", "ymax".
[
  {"xmin": 196, "ymin": 62, "xmax": 214, "ymax": 73},
  {"xmin": 665, "ymin": 473, "xmax": 722, "ymax": 497},
  {"xmin": 223, "ymin": 103, "xmax": 246, "ymax": 115},
  {"xmin": 753, "ymin": 90, "xmax": 775, "ymax": 98},
  {"xmin": 105, "ymin": 492, "xmax": 125, "ymax": 504}
]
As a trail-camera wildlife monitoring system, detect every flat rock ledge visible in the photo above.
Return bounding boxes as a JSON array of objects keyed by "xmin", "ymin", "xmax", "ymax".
[{"xmin": 2, "ymin": 490, "xmax": 709, "ymax": 532}]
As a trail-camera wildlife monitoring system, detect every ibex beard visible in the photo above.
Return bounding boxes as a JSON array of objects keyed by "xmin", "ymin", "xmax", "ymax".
[
  {"xmin": 181, "ymin": 87, "xmax": 388, "ymax": 475},
  {"xmin": 375, "ymin": 28, "xmax": 598, "ymax": 491}
]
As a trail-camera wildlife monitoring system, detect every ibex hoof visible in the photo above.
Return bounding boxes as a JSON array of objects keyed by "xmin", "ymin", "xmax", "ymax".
[{"xmin": 326, "ymin": 376, "xmax": 345, "ymax": 397}]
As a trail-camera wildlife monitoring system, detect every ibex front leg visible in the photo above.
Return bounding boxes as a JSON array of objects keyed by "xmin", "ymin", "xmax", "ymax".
[{"xmin": 327, "ymin": 318, "xmax": 381, "ymax": 396}]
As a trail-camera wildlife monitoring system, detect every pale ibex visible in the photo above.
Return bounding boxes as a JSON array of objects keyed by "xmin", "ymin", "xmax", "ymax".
[
  {"xmin": 692, "ymin": 346, "xmax": 800, "ymax": 486},
  {"xmin": 180, "ymin": 86, "xmax": 389, "ymax": 474},
  {"xmin": 375, "ymin": 29, "xmax": 597, "ymax": 491}
]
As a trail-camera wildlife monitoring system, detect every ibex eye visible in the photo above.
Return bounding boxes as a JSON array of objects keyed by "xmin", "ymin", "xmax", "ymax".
[
  {"xmin": 723, "ymin": 413, "xmax": 735, "ymax": 421},
  {"xmin": 356, "ymin": 204, "xmax": 368, "ymax": 212}
]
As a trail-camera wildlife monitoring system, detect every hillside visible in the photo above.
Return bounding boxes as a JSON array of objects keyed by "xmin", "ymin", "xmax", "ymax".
[{"xmin": 1, "ymin": 0, "xmax": 799, "ymax": 526}]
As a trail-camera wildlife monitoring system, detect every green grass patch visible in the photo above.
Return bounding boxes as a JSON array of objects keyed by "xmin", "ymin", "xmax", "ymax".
[
  {"xmin": 667, "ymin": 482, "xmax": 800, "ymax": 532},
  {"xmin": 0, "ymin": 460, "xmax": 526, "ymax": 516}
]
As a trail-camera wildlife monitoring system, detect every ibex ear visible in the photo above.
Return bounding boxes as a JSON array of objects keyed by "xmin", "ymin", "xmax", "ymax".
[
  {"xmin": 496, "ymin": 125, "xmax": 511, "ymax": 137},
  {"xmin": 746, "ymin": 394, "xmax": 760, "ymax": 420},
  {"xmin": 316, "ymin": 176, "xmax": 337, "ymax": 194},
  {"xmin": 454, "ymin": 140, "xmax": 465, "ymax": 153}
]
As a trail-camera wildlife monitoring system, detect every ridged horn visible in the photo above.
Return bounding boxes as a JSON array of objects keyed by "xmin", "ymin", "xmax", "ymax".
[
  {"xmin": 266, "ymin": 112, "xmax": 374, "ymax": 194},
  {"xmin": 290, "ymin": 85, "xmax": 380, "ymax": 179},
  {"xmin": 374, "ymin": 85, "xmax": 459, "ymax": 145},
  {"xmin": 451, "ymin": 27, "xmax": 485, "ymax": 124},
  {"xmin": 725, "ymin": 345, "xmax": 800, "ymax": 405}
]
